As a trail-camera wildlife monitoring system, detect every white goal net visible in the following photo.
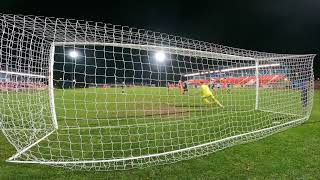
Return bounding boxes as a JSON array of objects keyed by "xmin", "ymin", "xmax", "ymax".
[{"xmin": 0, "ymin": 14, "xmax": 315, "ymax": 171}]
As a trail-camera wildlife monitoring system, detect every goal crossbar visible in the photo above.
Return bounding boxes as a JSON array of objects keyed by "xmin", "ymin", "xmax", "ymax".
[{"xmin": 52, "ymin": 42, "xmax": 312, "ymax": 61}]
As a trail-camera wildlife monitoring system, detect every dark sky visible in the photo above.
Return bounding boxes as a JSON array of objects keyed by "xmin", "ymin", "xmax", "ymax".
[{"xmin": 0, "ymin": 0, "xmax": 319, "ymax": 78}]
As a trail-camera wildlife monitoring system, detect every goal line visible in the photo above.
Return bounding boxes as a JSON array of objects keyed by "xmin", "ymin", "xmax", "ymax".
[{"xmin": 6, "ymin": 116, "xmax": 307, "ymax": 164}]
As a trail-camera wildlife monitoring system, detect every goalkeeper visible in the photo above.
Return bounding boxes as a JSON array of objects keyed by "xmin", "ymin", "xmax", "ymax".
[{"xmin": 200, "ymin": 83, "xmax": 224, "ymax": 108}]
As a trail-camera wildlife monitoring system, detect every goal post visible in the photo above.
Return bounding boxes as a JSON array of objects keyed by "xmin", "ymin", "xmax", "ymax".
[
  {"xmin": 255, "ymin": 59, "xmax": 259, "ymax": 110},
  {"xmin": 0, "ymin": 14, "xmax": 316, "ymax": 171},
  {"xmin": 49, "ymin": 44, "xmax": 58, "ymax": 130}
]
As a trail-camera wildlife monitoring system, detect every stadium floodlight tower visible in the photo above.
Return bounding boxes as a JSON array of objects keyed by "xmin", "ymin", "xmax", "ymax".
[{"xmin": 0, "ymin": 14, "xmax": 316, "ymax": 171}]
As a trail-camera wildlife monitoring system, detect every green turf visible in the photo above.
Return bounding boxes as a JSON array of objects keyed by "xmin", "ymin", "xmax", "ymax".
[
  {"xmin": 1, "ymin": 87, "xmax": 304, "ymax": 163},
  {"xmin": 0, "ymin": 89, "xmax": 319, "ymax": 179}
]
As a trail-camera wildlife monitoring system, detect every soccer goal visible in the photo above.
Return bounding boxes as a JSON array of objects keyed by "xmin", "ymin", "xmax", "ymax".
[{"xmin": 0, "ymin": 14, "xmax": 316, "ymax": 171}]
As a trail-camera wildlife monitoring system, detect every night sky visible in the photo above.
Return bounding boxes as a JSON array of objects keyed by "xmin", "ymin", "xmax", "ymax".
[{"xmin": 0, "ymin": 0, "xmax": 319, "ymax": 79}]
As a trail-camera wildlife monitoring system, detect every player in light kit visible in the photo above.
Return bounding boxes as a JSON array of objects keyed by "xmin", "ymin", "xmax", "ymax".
[
  {"xmin": 199, "ymin": 83, "xmax": 224, "ymax": 108},
  {"xmin": 121, "ymin": 81, "xmax": 126, "ymax": 94},
  {"xmin": 178, "ymin": 80, "xmax": 183, "ymax": 95}
]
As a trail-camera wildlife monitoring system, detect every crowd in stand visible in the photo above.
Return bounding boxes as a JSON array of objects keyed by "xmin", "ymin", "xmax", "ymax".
[{"xmin": 0, "ymin": 81, "xmax": 47, "ymax": 90}]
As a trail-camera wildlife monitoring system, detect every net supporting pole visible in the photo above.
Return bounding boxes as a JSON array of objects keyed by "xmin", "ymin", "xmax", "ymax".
[
  {"xmin": 255, "ymin": 59, "xmax": 259, "ymax": 110},
  {"xmin": 6, "ymin": 129, "xmax": 56, "ymax": 162},
  {"xmin": 0, "ymin": 70, "xmax": 47, "ymax": 78},
  {"xmin": 49, "ymin": 44, "xmax": 58, "ymax": 129}
]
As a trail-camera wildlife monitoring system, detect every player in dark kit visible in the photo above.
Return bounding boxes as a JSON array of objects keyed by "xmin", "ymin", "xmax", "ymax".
[{"xmin": 183, "ymin": 81, "xmax": 188, "ymax": 95}]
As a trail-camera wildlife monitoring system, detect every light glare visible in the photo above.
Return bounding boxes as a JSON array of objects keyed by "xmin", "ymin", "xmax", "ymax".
[
  {"xmin": 155, "ymin": 51, "xmax": 166, "ymax": 62},
  {"xmin": 69, "ymin": 51, "xmax": 79, "ymax": 58}
]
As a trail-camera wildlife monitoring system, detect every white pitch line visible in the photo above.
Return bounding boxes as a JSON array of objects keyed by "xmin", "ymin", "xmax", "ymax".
[{"xmin": 6, "ymin": 117, "xmax": 307, "ymax": 165}]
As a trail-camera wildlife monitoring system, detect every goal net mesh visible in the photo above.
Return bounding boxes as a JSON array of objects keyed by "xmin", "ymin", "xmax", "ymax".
[{"xmin": 0, "ymin": 14, "xmax": 315, "ymax": 171}]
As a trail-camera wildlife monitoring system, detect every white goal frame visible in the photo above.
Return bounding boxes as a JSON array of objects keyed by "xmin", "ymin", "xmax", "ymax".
[
  {"xmin": 0, "ymin": 14, "xmax": 315, "ymax": 171},
  {"xmin": 6, "ymin": 42, "xmax": 312, "ymax": 163}
]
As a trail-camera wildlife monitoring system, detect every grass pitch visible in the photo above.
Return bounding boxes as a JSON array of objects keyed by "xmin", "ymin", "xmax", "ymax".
[{"xmin": 0, "ymin": 88, "xmax": 319, "ymax": 178}]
